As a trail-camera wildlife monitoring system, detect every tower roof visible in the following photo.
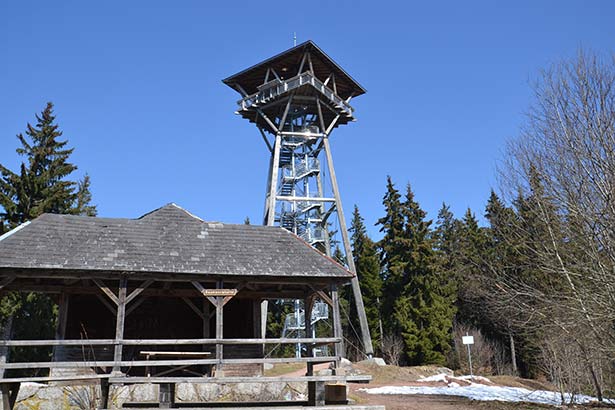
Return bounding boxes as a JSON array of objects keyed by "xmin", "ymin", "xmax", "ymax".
[{"xmin": 223, "ymin": 40, "xmax": 366, "ymax": 100}]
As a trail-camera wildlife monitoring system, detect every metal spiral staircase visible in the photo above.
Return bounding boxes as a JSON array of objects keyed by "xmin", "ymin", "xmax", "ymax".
[
  {"xmin": 282, "ymin": 300, "xmax": 330, "ymax": 357},
  {"xmin": 275, "ymin": 126, "xmax": 329, "ymax": 249}
]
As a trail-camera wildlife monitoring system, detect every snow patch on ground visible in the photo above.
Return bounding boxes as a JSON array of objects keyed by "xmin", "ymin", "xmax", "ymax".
[
  {"xmin": 361, "ymin": 375, "xmax": 612, "ymax": 406},
  {"xmin": 417, "ymin": 373, "xmax": 449, "ymax": 383}
]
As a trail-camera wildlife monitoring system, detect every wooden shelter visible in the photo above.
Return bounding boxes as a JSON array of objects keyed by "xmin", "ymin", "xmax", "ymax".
[{"xmin": 0, "ymin": 204, "xmax": 377, "ymax": 409}]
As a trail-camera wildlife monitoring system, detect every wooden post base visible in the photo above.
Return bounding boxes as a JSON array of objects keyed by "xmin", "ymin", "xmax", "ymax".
[
  {"xmin": 1, "ymin": 383, "xmax": 19, "ymax": 410},
  {"xmin": 99, "ymin": 379, "xmax": 109, "ymax": 410},
  {"xmin": 307, "ymin": 381, "xmax": 325, "ymax": 406},
  {"xmin": 159, "ymin": 383, "xmax": 175, "ymax": 408}
]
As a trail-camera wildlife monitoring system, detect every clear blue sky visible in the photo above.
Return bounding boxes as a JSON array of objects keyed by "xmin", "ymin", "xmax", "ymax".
[{"xmin": 1, "ymin": 1, "xmax": 614, "ymax": 238}]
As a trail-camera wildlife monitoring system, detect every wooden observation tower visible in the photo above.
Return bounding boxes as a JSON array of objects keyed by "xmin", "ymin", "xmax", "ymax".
[{"xmin": 223, "ymin": 41, "xmax": 374, "ymax": 357}]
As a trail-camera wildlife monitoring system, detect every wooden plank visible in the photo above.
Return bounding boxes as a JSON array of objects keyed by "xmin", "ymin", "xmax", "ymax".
[
  {"xmin": 107, "ymin": 374, "xmax": 372, "ymax": 384},
  {"xmin": 1, "ymin": 356, "xmax": 340, "ymax": 370},
  {"xmin": 0, "ymin": 337, "xmax": 341, "ymax": 347},
  {"xmin": 0, "ymin": 359, "xmax": 217, "ymax": 370},
  {"xmin": 0, "ymin": 374, "xmax": 110, "ymax": 384},
  {"xmin": 93, "ymin": 279, "xmax": 119, "ymax": 306},
  {"xmin": 139, "ymin": 351, "xmax": 211, "ymax": 357}
]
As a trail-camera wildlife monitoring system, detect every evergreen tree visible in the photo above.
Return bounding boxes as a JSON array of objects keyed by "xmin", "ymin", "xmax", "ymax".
[
  {"xmin": 0, "ymin": 102, "xmax": 96, "ymax": 234},
  {"xmin": 377, "ymin": 179, "xmax": 456, "ymax": 365},
  {"xmin": 0, "ymin": 103, "xmax": 96, "ymax": 375},
  {"xmin": 349, "ymin": 205, "xmax": 383, "ymax": 352},
  {"xmin": 376, "ymin": 177, "xmax": 406, "ymax": 333}
]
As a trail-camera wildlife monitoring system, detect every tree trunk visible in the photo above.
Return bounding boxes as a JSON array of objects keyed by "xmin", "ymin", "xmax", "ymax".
[{"xmin": 509, "ymin": 331, "xmax": 517, "ymax": 376}]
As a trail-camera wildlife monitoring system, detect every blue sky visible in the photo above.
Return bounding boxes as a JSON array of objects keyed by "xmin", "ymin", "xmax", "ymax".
[{"xmin": 1, "ymin": 1, "xmax": 614, "ymax": 238}]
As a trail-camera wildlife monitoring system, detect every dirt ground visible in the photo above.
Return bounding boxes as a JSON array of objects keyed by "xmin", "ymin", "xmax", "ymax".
[{"xmin": 272, "ymin": 361, "xmax": 615, "ymax": 410}]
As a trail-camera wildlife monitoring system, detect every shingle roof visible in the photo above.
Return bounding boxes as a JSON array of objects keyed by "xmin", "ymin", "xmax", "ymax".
[
  {"xmin": 0, "ymin": 204, "xmax": 352, "ymax": 280},
  {"xmin": 222, "ymin": 40, "xmax": 366, "ymax": 100}
]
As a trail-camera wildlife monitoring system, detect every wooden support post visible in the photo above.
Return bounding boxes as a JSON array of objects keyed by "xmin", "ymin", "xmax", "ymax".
[
  {"xmin": 260, "ymin": 300, "xmax": 268, "ymax": 339},
  {"xmin": 215, "ymin": 280, "xmax": 224, "ymax": 377},
  {"xmin": 0, "ymin": 316, "xmax": 13, "ymax": 380},
  {"xmin": 52, "ymin": 292, "xmax": 69, "ymax": 363},
  {"xmin": 307, "ymin": 381, "xmax": 325, "ymax": 406},
  {"xmin": 305, "ymin": 295, "xmax": 315, "ymax": 376},
  {"xmin": 112, "ymin": 277, "xmax": 127, "ymax": 375},
  {"xmin": 330, "ymin": 284, "xmax": 344, "ymax": 372},
  {"xmin": 202, "ymin": 299, "xmax": 210, "ymax": 339},
  {"xmin": 1, "ymin": 383, "xmax": 19, "ymax": 410},
  {"xmin": 323, "ymin": 137, "xmax": 374, "ymax": 357},
  {"xmin": 265, "ymin": 134, "xmax": 282, "ymax": 226},
  {"xmin": 100, "ymin": 378, "xmax": 109, "ymax": 410}
]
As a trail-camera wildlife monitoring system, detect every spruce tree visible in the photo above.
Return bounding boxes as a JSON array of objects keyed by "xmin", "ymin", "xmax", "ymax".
[
  {"xmin": 377, "ymin": 179, "xmax": 456, "ymax": 365},
  {"xmin": 376, "ymin": 177, "xmax": 406, "ymax": 333},
  {"xmin": 0, "ymin": 102, "xmax": 96, "ymax": 375},
  {"xmin": 0, "ymin": 102, "xmax": 96, "ymax": 233}
]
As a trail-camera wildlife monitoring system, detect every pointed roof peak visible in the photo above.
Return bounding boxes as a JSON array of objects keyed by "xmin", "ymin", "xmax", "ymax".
[{"xmin": 138, "ymin": 203, "xmax": 205, "ymax": 223}]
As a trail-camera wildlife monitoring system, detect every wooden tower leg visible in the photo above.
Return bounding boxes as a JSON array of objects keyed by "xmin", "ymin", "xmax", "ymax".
[{"xmin": 323, "ymin": 138, "xmax": 374, "ymax": 357}]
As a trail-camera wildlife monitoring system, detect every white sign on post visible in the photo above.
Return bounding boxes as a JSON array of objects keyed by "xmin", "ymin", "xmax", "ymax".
[{"xmin": 462, "ymin": 335, "xmax": 474, "ymax": 345}]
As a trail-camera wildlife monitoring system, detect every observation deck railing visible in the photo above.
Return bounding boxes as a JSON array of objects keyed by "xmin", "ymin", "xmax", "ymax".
[{"xmin": 237, "ymin": 72, "xmax": 354, "ymax": 116}]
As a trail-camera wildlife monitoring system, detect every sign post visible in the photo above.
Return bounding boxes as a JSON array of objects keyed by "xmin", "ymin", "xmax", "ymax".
[{"xmin": 462, "ymin": 334, "xmax": 474, "ymax": 378}]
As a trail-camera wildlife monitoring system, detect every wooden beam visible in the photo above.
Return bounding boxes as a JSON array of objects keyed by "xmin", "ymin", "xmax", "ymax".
[
  {"xmin": 0, "ymin": 337, "xmax": 342, "ymax": 347},
  {"xmin": 258, "ymin": 127, "xmax": 273, "ymax": 152},
  {"xmin": 203, "ymin": 299, "xmax": 210, "ymax": 339},
  {"xmin": 235, "ymin": 83, "xmax": 249, "ymax": 98},
  {"xmin": 107, "ymin": 374, "xmax": 370, "ymax": 385},
  {"xmin": 125, "ymin": 296, "xmax": 146, "ymax": 317},
  {"xmin": 125, "ymin": 279, "xmax": 153, "ymax": 305},
  {"xmin": 256, "ymin": 109, "xmax": 279, "ymax": 134},
  {"xmin": 95, "ymin": 294, "xmax": 117, "ymax": 315},
  {"xmin": 93, "ymin": 279, "xmax": 119, "ymax": 306},
  {"xmin": 113, "ymin": 277, "xmax": 127, "ymax": 373},
  {"xmin": 305, "ymin": 295, "xmax": 315, "ymax": 376},
  {"xmin": 0, "ymin": 284, "xmax": 307, "ymax": 300},
  {"xmin": 191, "ymin": 281, "xmax": 218, "ymax": 306},
  {"xmin": 331, "ymin": 284, "xmax": 344, "ymax": 367},
  {"xmin": 215, "ymin": 280, "xmax": 224, "ymax": 374},
  {"xmin": 52, "ymin": 292, "xmax": 69, "ymax": 361},
  {"xmin": 323, "ymin": 137, "xmax": 374, "ymax": 357},
  {"xmin": 308, "ymin": 285, "xmax": 333, "ymax": 307},
  {"xmin": 306, "ymin": 52, "xmax": 314, "ymax": 74},
  {"xmin": 0, "ymin": 276, "xmax": 15, "ymax": 291},
  {"xmin": 297, "ymin": 52, "xmax": 307, "ymax": 75},
  {"xmin": 181, "ymin": 297, "xmax": 206, "ymax": 321}
]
